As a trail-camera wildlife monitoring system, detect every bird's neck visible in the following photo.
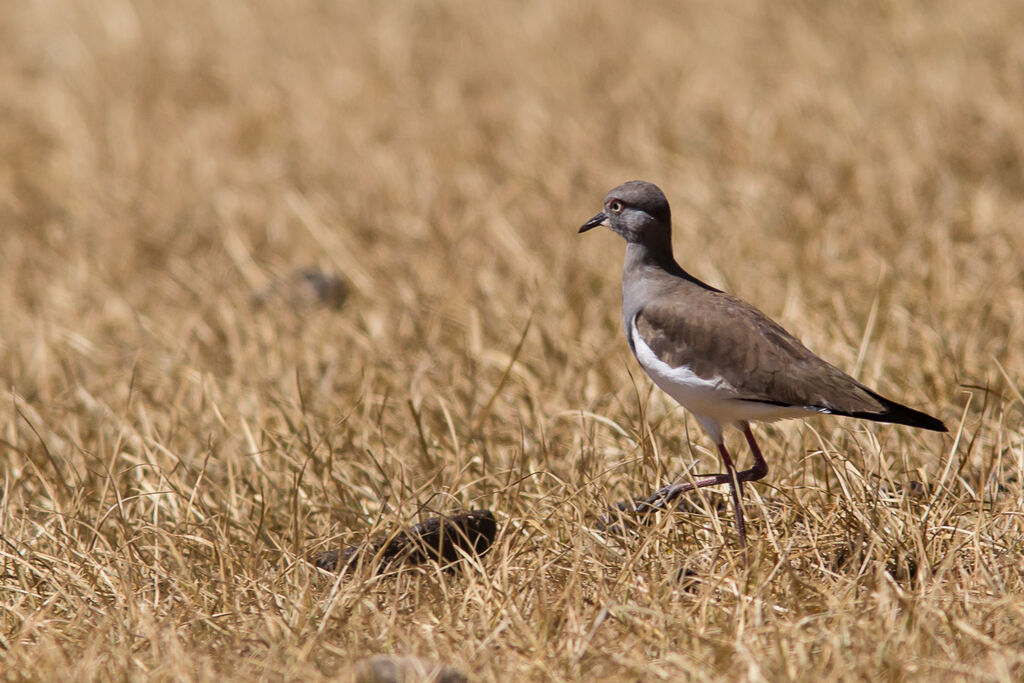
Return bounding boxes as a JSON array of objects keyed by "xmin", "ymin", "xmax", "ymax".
[
  {"xmin": 624, "ymin": 239, "xmax": 681, "ymax": 276},
  {"xmin": 623, "ymin": 241, "xmax": 721, "ymax": 294}
]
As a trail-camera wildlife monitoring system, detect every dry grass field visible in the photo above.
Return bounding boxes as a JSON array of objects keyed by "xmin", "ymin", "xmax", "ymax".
[{"xmin": 3, "ymin": 1, "xmax": 1024, "ymax": 680}]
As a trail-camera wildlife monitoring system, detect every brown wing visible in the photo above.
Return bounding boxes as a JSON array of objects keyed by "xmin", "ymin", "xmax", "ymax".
[{"xmin": 634, "ymin": 292, "xmax": 886, "ymax": 415}]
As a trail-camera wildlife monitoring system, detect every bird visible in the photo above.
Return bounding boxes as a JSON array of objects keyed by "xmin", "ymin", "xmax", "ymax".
[{"xmin": 579, "ymin": 180, "xmax": 947, "ymax": 546}]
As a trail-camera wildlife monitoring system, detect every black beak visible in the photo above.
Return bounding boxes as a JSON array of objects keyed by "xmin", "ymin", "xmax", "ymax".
[{"xmin": 579, "ymin": 211, "xmax": 608, "ymax": 233}]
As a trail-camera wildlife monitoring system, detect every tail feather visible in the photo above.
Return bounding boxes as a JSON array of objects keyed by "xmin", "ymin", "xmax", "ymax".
[{"xmin": 839, "ymin": 390, "xmax": 947, "ymax": 432}]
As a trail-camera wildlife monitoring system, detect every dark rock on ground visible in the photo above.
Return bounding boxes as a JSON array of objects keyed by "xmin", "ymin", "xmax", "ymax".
[{"xmin": 314, "ymin": 509, "xmax": 497, "ymax": 573}]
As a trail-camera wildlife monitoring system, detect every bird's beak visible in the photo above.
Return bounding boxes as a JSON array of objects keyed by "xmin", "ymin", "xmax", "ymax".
[{"xmin": 579, "ymin": 211, "xmax": 608, "ymax": 233}]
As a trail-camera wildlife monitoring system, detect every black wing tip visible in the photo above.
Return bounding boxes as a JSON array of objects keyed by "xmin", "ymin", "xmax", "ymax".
[
  {"xmin": 922, "ymin": 414, "xmax": 948, "ymax": 432},
  {"xmin": 837, "ymin": 407, "xmax": 947, "ymax": 432},
  {"xmin": 740, "ymin": 391, "xmax": 948, "ymax": 432},
  {"xmin": 900, "ymin": 411, "xmax": 948, "ymax": 433},
  {"xmin": 883, "ymin": 393, "xmax": 948, "ymax": 432},
  {"xmin": 845, "ymin": 393, "xmax": 947, "ymax": 432}
]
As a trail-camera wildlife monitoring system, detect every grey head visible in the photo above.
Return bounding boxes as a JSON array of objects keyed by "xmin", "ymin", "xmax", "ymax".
[{"xmin": 578, "ymin": 180, "xmax": 671, "ymax": 244}]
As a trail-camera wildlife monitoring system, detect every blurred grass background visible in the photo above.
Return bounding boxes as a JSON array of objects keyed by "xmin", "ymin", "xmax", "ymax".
[{"xmin": 1, "ymin": 0, "xmax": 1022, "ymax": 680}]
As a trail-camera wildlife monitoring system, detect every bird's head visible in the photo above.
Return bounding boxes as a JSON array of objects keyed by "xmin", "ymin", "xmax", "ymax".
[{"xmin": 579, "ymin": 180, "xmax": 671, "ymax": 244}]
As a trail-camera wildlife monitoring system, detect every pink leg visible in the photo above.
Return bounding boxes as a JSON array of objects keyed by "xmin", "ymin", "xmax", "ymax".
[
  {"xmin": 717, "ymin": 441, "xmax": 747, "ymax": 546},
  {"xmin": 605, "ymin": 422, "xmax": 769, "ymax": 545},
  {"xmin": 741, "ymin": 422, "xmax": 769, "ymax": 482}
]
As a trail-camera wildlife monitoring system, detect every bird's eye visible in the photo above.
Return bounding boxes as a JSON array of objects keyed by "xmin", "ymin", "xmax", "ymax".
[{"xmin": 608, "ymin": 200, "xmax": 624, "ymax": 214}]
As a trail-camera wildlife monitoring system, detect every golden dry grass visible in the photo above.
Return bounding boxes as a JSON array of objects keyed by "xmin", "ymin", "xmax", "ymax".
[{"xmin": 2, "ymin": 0, "xmax": 1023, "ymax": 680}]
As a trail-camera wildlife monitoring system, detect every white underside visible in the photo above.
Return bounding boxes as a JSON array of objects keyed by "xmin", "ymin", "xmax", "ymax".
[{"xmin": 630, "ymin": 318, "xmax": 822, "ymax": 444}]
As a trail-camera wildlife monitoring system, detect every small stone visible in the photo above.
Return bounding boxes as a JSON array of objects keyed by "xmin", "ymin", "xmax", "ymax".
[
  {"xmin": 251, "ymin": 267, "xmax": 348, "ymax": 310},
  {"xmin": 354, "ymin": 656, "xmax": 467, "ymax": 683}
]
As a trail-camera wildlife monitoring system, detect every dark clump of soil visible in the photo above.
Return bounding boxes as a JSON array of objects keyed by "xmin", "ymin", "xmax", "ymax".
[{"xmin": 314, "ymin": 509, "xmax": 497, "ymax": 573}]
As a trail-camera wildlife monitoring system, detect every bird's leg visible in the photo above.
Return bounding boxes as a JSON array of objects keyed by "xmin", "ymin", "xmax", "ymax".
[
  {"xmin": 716, "ymin": 441, "xmax": 747, "ymax": 547},
  {"xmin": 719, "ymin": 423, "xmax": 770, "ymax": 545},
  {"xmin": 600, "ymin": 424, "xmax": 770, "ymax": 540},
  {"xmin": 740, "ymin": 422, "xmax": 769, "ymax": 482},
  {"xmin": 599, "ymin": 471, "xmax": 733, "ymax": 531},
  {"xmin": 617, "ymin": 472, "xmax": 736, "ymax": 513}
]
